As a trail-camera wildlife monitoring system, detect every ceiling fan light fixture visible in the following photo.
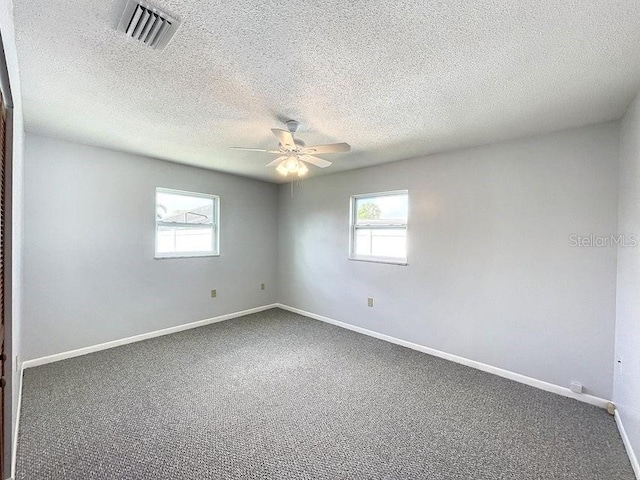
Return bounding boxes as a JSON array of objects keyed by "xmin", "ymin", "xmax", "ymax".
[
  {"xmin": 276, "ymin": 161, "xmax": 289, "ymax": 176},
  {"xmin": 285, "ymin": 157, "xmax": 298, "ymax": 172},
  {"xmin": 231, "ymin": 120, "xmax": 350, "ymax": 178},
  {"xmin": 297, "ymin": 161, "xmax": 309, "ymax": 177}
]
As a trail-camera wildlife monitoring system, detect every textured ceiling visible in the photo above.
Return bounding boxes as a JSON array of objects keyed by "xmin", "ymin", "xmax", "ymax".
[{"xmin": 12, "ymin": 0, "xmax": 640, "ymax": 183}]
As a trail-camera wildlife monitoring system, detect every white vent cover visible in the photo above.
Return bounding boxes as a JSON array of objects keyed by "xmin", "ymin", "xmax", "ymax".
[{"xmin": 116, "ymin": 0, "xmax": 180, "ymax": 51}]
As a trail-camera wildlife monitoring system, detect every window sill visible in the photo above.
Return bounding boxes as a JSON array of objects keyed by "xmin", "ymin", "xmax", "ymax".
[
  {"xmin": 154, "ymin": 253, "xmax": 220, "ymax": 259},
  {"xmin": 348, "ymin": 256, "xmax": 408, "ymax": 266}
]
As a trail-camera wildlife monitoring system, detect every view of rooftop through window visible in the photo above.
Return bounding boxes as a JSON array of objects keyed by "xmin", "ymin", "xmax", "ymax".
[{"xmin": 155, "ymin": 189, "xmax": 218, "ymax": 257}]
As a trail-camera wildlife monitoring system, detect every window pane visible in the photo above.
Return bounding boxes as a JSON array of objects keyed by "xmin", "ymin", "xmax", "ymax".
[
  {"xmin": 157, "ymin": 192, "xmax": 213, "ymax": 225},
  {"xmin": 157, "ymin": 226, "xmax": 214, "ymax": 253},
  {"xmin": 355, "ymin": 193, "xmax": 407, "ymax": 224},
  {"xmin": 354, "ymin": 228, "xmax": 407, "ymax": 259},
  {"xmin": 155, "ymin": 188, "xmax": 219, "ymax": 257}
]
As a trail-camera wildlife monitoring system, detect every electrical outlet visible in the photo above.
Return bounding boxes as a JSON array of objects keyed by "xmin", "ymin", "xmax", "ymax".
[
  {"xmin": 260, "ymin": 283, "xmax": 265, "ymax": 290},
  {"xmin": 367, "ymin": 297, "xmax": 374, "ymax": 307},
  {"xmin": 211, "ymin": 289, "xmax": 217, "ymax": 298}
]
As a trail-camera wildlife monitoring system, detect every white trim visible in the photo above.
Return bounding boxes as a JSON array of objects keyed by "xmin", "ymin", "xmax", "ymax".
[
  {"xmin": 154, "ymin": 253, "xmax": 220, "ymax": 260},
  {"xmin": 22, "ymin": 304, "xmax": 278, "ymax": 369},
  {"xmin": 10, "ymin": 362, "xmax": 23, "ymax": 480},
  {"xmin": 615, "ymin": 410, "xmax": 640, "ymax": 479},
  {"xmin": 276, "ymin": 304, "xmax": 611, "ymax": 409},
  {"xmin": 348, "ymin": 256, "xmax": 408, "ymax": 266}
]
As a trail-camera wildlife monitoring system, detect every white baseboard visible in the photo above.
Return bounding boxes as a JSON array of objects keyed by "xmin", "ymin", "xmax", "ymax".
[
  {"xmin": 22, "ymin": 304, "xmax": 278, "ymax": 369},
  {"xmin": 276, "ymin": 304, "xmax": 611, "ymax": 409},
  {"xmin": 616, "ymin": 411, "xmax": 640, "ymax": 479},
  {"xmin": 10, "ymin": 362, "xmax": 23, "ymax": 480}
]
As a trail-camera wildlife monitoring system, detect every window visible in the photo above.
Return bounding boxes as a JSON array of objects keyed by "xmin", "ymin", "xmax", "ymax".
[
  {"xmin": 155, "ymin": 188, "xmax": 219, "ymax": 258},
  {"xmin": 350, "ymin": 190, "xmax": 408, "ymax": 264}
]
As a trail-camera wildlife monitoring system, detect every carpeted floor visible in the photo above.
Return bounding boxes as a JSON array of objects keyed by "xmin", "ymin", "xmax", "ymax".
[{"xmin": 16, "ymin": 308, "xmax": 635, "ymax": 479}]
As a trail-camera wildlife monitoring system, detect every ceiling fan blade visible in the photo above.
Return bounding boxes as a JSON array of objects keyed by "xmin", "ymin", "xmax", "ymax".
[
  {"xmin": 300, "ymin": 154, "xmax": 332, "ymax": 168},
  {"xmin": 271, "ymin": 129, "xmax": 295, "ymax": 150},
  {"xmin": 302, "ymin": 142, "xmax": 351, "ymax": 155},
  {"xmin": 265, "ymin": 156, "xmax": 287, "ymax": 167},
  {"xmin": 230, "ymin": 147, "xmax": 282, "ymax": 153},
  {"xmin": 230, "ymin": 147, "xmax": 269, "ymax": 152}
]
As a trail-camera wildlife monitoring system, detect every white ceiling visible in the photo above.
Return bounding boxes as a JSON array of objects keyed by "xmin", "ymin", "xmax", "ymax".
[{"xmin": 12, "ymin": 0, "xmax": 640, "ymax": 183}]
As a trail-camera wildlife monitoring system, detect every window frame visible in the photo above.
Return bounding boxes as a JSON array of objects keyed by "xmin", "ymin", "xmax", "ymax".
[
  {"xmin": 349, "ymin": 190, "xmax": 409, "ymax": 265},
  {"xmin": 154, "ymin": 187, "xmax": 220, "ymax": 259}
]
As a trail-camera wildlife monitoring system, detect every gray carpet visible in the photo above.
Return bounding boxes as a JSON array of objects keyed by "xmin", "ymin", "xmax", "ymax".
[{"xmin": 16, "ymin": 308, "xmax": 635, "ymax": 479}]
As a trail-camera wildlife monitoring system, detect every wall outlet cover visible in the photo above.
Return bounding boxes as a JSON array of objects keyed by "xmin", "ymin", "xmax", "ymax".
[
  {"xmin": 211, "ymin": 289, "xmax": 217, "ymax": 298},
  {"xmin": 569, "ymin": 381, "xmax": 583, "ymax": 394}
]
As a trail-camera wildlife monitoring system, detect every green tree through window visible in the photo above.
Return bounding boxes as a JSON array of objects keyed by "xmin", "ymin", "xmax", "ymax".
[{"xmin": 357, "ymin": 202, "xmax": 381, "ymax": 220}]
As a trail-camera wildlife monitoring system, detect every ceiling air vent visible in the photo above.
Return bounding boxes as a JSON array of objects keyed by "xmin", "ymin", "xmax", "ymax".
[{"xmin": 116, "ymin": 0, "xmax": 181, "ymax": 51}]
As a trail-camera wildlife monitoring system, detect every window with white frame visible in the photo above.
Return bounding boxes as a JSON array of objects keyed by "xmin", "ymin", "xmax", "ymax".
[
  {"xmin": 155, "ymin": 188, "xmax": 219, "ymax": 258},
  {"xmin": 350, "ymin": 191, "xmax": 408, "ymax": 264}
]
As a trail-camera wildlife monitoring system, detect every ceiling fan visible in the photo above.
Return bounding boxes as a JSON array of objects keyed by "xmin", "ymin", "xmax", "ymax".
[{"xmin": 231, "ymin": 120, "xmax": 351, "ymax": 177}]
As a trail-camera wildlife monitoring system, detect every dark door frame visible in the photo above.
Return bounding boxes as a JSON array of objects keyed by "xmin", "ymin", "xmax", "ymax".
[{"xmin": 0, "ymin": 29, "xmax": 14, "ymax": 480}]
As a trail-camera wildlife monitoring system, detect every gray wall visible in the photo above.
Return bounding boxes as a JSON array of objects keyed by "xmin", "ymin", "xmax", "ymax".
[
  {"xmin": 23, "ymin": 123, "xmax": 622, "ymax": 400},
  {"xmin": 278, "ymin": 122, "xmax": 620, "ymax": 400},
  {"xmin": 615, "ymin": 92, "xmax": 640, "ymax": 462},
  {"xmin": 22, "ymin": 134, "xmax": 279, "ymax": 360}
]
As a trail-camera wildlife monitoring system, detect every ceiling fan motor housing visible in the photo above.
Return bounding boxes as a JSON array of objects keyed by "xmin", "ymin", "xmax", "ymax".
[{"xmin": 286, "ymin": 120, "xmax": 299, "ymax": 133}]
